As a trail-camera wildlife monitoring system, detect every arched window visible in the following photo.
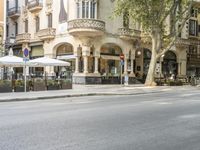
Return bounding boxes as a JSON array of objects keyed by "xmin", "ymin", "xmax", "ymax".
[{"xmin": 76, "ymin": 0, "xmax": 97, "ymax": 19}]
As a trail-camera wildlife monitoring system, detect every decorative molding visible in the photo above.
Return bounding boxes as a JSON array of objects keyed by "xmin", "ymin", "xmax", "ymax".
[
  {"xmin": 16, "ymin": 33, "xmax": 31, "ymax": 44},
  {"xmin": 45, "ymin": 0, "xmax": 53, "ymax": 14},
  {"xmin": 36, "ymin": 28, "xmax": 56, "ymax": 42},
  {"xmin": 22, "ymin": 6, "xmax": 28, "ymax": 21}
]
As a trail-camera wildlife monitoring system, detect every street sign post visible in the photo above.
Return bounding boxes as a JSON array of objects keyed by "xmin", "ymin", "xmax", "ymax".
[
  {"xmin": 120, "ymin": 54, "xmax": 124, "ymax": 85},
  {"xmin": 23, "ymin": 48, "xmax": 29, "ymax": 92}
]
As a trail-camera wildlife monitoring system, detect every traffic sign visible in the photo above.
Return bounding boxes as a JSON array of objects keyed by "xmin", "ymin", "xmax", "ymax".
[
  {"xmin": 23, "ymin": 57, "xmax": 29, "ymax": 62},
  {"xmin": 24, "ymin": 48, "xmax": 29, "ymax": 57},
  {"xmin": 120, "ymin": 59, "xmax": 124, "ymax": 66}
]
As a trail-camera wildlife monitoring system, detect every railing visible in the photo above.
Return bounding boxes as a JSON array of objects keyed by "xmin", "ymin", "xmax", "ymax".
[
  {"xmin": 8, "ymin": 7, "xmax": 20, "ymax": 16},
  {"xmin": 118, "ymin": 28, "xmax": 141, "ymax": 38},
  {"xmin": 68, "ymin": 19, "xmax": 105, "ymax": 31},
  {"xmin": 27, "ymin": 0, "xmax": 43, "ymax": 9},
  {"xmin": 37, "ymin": 28, "xmax": 56, "ymax": 40}
]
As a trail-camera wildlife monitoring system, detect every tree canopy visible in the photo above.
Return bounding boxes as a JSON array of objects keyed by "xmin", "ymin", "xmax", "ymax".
[{"xmin": 114, "ymin": 0, "xmax": 194, "ymax": 86}]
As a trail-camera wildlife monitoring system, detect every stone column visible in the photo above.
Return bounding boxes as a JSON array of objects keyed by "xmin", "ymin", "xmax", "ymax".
[
  {"xmin": 82, "ymin": 45, "xmax": 90, "ymax": 74},
  {"xmin": 124, "ymin": 58, "xmax": 128, "ymax": 75},
  {"xmin": 130, "ymin": 59, "xmax": 134, "ymax": 74},
  {"xmin": 94, "ymin": 56, "xmax": 99, "ymax": 74},
  {"xmin": 83, "ymin": 56, "xmax": 88, "ymax": 74},
  {"xmin": 75, "ymin": 56, "xmax": 80, "ymax": 73},
  {"xmin": 124, "ymin": 53, "xmax": 129, "ymax": 75},
  {"xmin": 93, "ymin": 50, "xmax": 100, "ymax": 74}
]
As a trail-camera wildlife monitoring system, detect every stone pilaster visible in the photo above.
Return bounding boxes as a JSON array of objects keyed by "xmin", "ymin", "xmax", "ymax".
[
  {"xmin": 75, "ymin": 56, "xmax": 80, "ymax": 73},
  {"xmin": 94, "ymin": 56, "xmax": 99, "ymax": 74},
  {"xmin": 123, "ymin": 53, "xmax": 129, "ymax": 75},
  {"xmin": 82, "ymin": 45, "xmax": 90, "ymax": 74}
]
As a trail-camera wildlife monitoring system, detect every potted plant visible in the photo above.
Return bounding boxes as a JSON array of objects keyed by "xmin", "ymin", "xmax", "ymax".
[
  {"xmin": 0, "ymin": 80, "xmax": 12, "ymax": 93},
  {"xmin": 47, "ymin": 80, "xmax": 60, "ymax": 90},
  {"xmin": 33, "ymin": 79, "xmax": 46, "ymax": 91},
  {"xmin": 15, "ymin": 80, "xmax": 29, "ymax": 92},
  {"xmin": 60, "ymin": 79, "xmax": 72, "ymax": 89}
]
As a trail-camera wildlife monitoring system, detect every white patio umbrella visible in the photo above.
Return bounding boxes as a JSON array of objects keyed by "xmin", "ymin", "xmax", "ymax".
[
  {"xmin": 29, "ymin": 57, "xmax": 70, "ymax": 66},
  {"xmin": 0, "ymin": 48, "xmax": 24, "ymax": 67}
]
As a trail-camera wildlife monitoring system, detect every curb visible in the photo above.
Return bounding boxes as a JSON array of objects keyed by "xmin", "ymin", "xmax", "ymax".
[{"xmin": 0, "ymin": 91, "xmax": 164, "ymax": 103}]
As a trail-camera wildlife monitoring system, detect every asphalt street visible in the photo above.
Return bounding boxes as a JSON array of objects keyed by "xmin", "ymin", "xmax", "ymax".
[{"xmin": 0, "ymin": 88, "xmax": 200, "ymax": 150}]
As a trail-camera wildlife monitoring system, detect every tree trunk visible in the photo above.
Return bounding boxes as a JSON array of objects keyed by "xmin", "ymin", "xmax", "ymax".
[{"xmin": 145, "ymin": 28, "xmax": 161, "ymax": 86}]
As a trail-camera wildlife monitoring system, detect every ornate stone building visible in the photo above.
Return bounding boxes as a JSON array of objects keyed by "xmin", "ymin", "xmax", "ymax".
[
  {"xmin": 0, "ymin": 0, "xmax": 4, "ymax": 52},
  {"xmin": 5, "ymin": 0, "xmax": 200, "ymax": 84}
]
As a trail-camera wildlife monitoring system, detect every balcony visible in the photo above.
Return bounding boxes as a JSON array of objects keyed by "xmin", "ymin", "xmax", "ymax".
[
  {"xmin": 27, "ymin": 0, "xmax": 43, "ymax": 13},
  {"xmin": 118, "ymin": 28, "xmax": 141, "ymax": 41},
  {"xmin": 36, "ymin": 28, "xmax": 56, "ymax": 41},
  {"xmin": 8, "ymin": 7, "xmax": 20, "ymax": 20},
  {"xmin": 16, "ymin": 33, "xmax": 31, "ymax": 44},
  {"xmin": 68, "ymin": 19, "xmax": 105, "ymax": 37}
]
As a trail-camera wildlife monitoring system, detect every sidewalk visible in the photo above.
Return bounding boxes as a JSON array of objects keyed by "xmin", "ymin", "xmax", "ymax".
[{"xmin": 0, "ymin": 84, "xmax": 194, "ymax": 102}]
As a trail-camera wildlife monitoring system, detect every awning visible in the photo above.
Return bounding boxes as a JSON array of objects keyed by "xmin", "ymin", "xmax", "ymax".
[
  {"xmin": 101, "ymin": 55, "xmax": 120, "ymax": 60},
  {"xmin": 29, "ymin": 57, "xmax": 70, "ymax": 66},
  {"xmin": 57, "ymin": 55, "xmax": 76, "ymax": 60}
]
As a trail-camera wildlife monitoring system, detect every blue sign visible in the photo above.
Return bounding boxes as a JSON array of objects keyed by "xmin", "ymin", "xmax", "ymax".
[
  {"xmin": 120, "ymin": 60, "xmax": 124, "ymax": 66},
  {"xmin": 24, "ymin": 48, "xmax": 29, "ymax": 57},
  {"xmin": 23, "ymin": 58, "xmax": 29, "ymax": 62}
]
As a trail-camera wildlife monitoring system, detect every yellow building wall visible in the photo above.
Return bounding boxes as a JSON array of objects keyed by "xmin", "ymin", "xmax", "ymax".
[
  {"xmin": 0, "ymin": 0, "xmax": 4, "ymax": 23},
  {"xmin": 0, "ymin": 0, "xmax": 4, "ymax": 43}
]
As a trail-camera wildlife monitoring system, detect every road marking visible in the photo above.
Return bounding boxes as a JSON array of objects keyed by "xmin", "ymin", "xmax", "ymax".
[
  {"xmin": 156, "ymin": 102, "xmax": 173, "ymax": 105},
  {"xmin": 179, "ymin": 114, "xmax": 200, "ymax": 119}
]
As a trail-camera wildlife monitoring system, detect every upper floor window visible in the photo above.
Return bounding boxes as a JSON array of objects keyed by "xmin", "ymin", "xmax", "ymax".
[
  {"xmin": 76, "ymin": 0, "xmax": 97, "ymax": 19},
  {"xmin": 189, "ymin": 19, "xmax": 198, "ymax": 36},
  {"xmin": 35, "ymin": 16, "xmax": 40, "ymax": 32},
  {"xmin": 6, "ymin": 24, "xmax": 9, "ymax": 37},
  {"xmin": 25, "ymin": 0, "xmax": 28, "ymax": 5},
  {"xmin": 15, "ymin": 22, "xmax": 18, "ymax": 36},
  {"xmin": 191, "ymin": 7, "xmax": 198, "ymax": 18},
  {"xmin": 25, "ymin": 19, "xmax": 28, "ymax": 33},
  {"xmin": 48, "ymin": 13, "xmax": 53, "ymax": 28}
]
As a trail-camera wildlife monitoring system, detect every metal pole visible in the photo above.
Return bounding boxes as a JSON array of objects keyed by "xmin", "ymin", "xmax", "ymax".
[
  {"xmin": 121, "ymin": 63, "xmax": 122, "ymax": 85},
  {"xmin": 24, "ymin": 61, "xmax": 26, "ymax": 92}
]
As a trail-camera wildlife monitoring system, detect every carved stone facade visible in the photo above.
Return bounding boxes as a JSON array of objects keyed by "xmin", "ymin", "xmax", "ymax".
[{"xmin": 6, "ymin": 0, "xmax": 200, "ymax": 84}]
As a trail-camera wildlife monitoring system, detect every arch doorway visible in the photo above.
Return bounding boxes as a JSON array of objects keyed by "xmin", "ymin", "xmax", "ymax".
[
  {"xmin": 55, "ymin": 43, "xmax": 74, "ymax": 77},
  {"xmin": 100, "ymin": 43, "xmax": 122, "ymax": 84},
  {"xmin": 162, "ymin": 51, "xmax": 177, "ymax": 78}
]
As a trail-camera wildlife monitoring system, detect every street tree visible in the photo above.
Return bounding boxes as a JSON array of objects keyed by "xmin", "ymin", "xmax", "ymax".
[{"xmin": 114, "ymin": 0, "xmax": 193, "ymax": 86}]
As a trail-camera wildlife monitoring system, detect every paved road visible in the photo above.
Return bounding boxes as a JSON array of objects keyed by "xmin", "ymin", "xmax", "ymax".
[{"xmin": 0, "ymin": 88, "xmax": 200, "ymax": 150}]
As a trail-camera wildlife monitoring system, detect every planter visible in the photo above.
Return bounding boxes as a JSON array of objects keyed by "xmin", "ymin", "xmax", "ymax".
[
  {"xmin": 0, "ymin": 80, "xmax": 12, "ymax": 93},
  {"xmin": 47, "ymin": 85, "xmax": 60, "ymax": 90},
  {"xmin": 33, "ymin": 80, "xmax": 46, "ymax": 91},
  {"xmin": 15, "ymin": 86, "xmax": 30, "ymax": 92},
  {"xmin": 61, "ymin": 83, "xmax": 72, "ymax": 89}
]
